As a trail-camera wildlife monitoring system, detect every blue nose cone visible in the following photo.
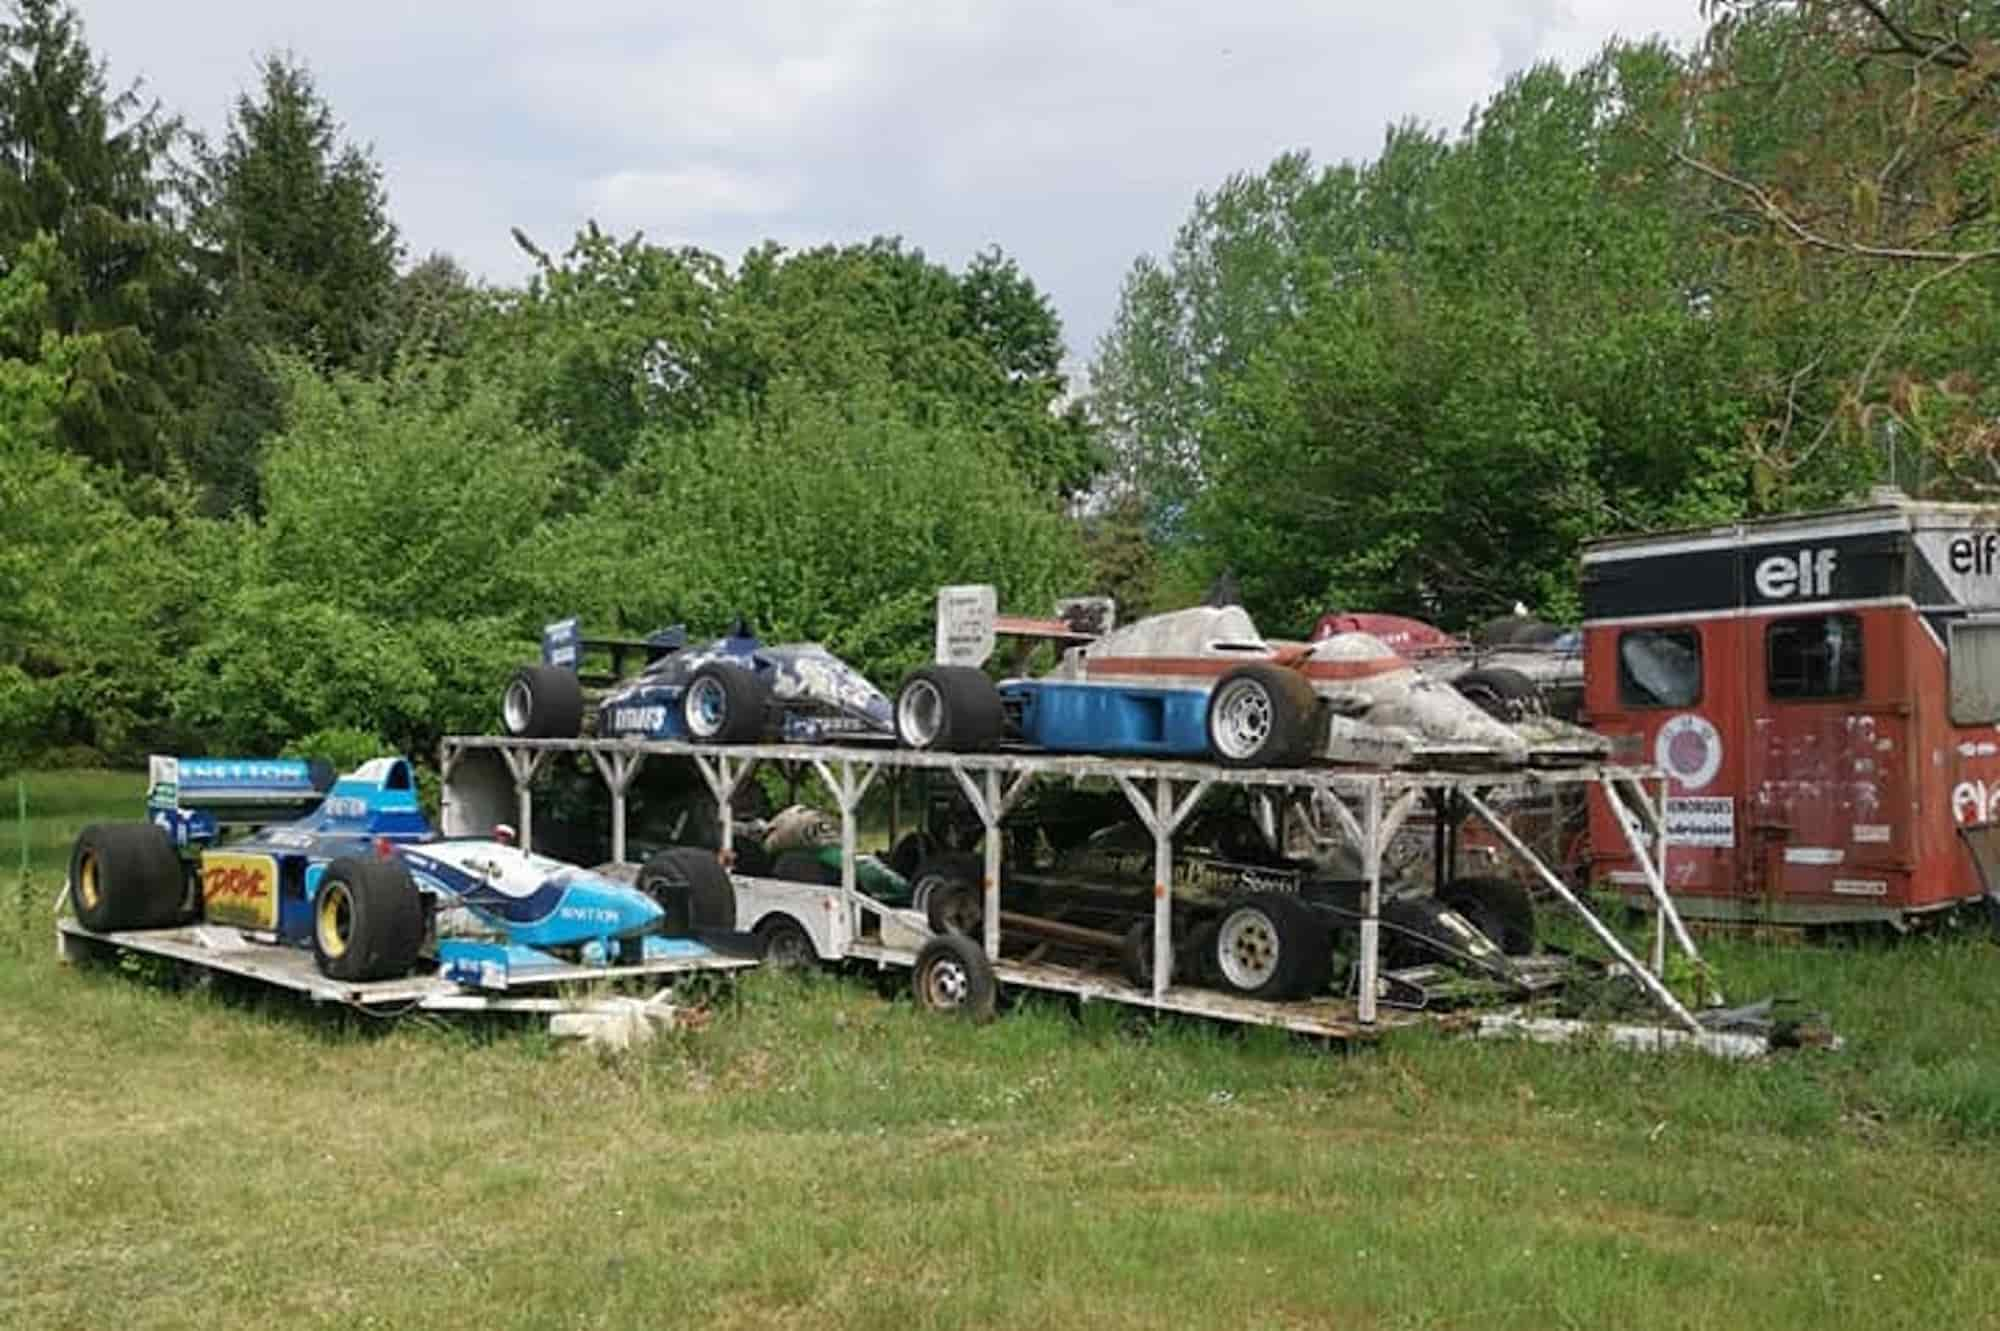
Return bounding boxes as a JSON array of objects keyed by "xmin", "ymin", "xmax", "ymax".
[{"xmin": 565, "ymin": 878, "xmax": 665, "ymax": 938}]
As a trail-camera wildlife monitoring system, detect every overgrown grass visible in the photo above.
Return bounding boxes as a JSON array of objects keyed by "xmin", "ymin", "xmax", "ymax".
[{"xmin": 5, "ymin": 772, "xmax": 2000, "ymax": 1329}]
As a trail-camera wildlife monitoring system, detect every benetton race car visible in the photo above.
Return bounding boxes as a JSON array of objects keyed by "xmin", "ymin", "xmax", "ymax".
[
  {"xmin": 67, "ymin": 755, "xmax": 727, "ymax": 986},
  {"xmin": 892, "ymin": 584, "xmax": 1605, "ymax": 767},
  {"xmin": 502, "ymin": 616, "xmax": 893, "ymax": 744}
]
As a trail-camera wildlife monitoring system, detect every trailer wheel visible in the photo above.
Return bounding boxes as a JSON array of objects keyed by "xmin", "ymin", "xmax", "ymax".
[
  {"xmin": 312, "ymin": 858, "xmax": 425, "ymax": 981},
  {"xmin": 502, "ymin": 665, "xmax": 584, "ymax": 738},
  {"xmin": 1454, "ymin": 667, "xmax": 1542, "ymax": 723},
  {"xmin": 639, "ymin": 847, "xmax": 736, "ymax": 934},
  {"xmin": 682, "ymin": 663, "xmax": 770, "ymax": 743},
  {"xmin": 1212, "ymin": 892, "xmax": 1322, "ymax": 999},
  {"xmin": 69, "ymin": 822, "xmax": 186, "ymax": 932},
  {"xmin": 912, "ymin": 933, "xmax": 996, "ymax": 1021},
  {"xmin": 895, "ymin": 666, "xmax": 1004, "ymax": 752},
  {"xmin": 754, "ymin": 914, "xmax": 819, "ymax": 968},
  {"xmin": 1440, "ymin": 876, "xmax": 1536, "ymax": 955},
  {"xmin": 1119, "ymin": 919, "xmax": 1176, "ymax": 989},
  {"xmin": 1205, "ymin": 666, "xmax": 1316, "ymax": 768}
]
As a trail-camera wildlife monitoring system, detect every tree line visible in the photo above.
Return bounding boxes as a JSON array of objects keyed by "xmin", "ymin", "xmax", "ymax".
[{"xmin": 4, "ymin": 0, "xmax": 1994, "ymax": 771}]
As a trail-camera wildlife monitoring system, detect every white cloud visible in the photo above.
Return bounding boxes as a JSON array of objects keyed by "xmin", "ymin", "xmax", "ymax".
[{"xmin": 78, "ymin": 0, "xmax": 1713, "ymax": 355}]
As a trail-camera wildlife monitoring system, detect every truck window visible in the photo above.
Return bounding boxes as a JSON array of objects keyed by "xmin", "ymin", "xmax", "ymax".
[
  {"xmin": 1949, "ymin": 618, "xmax": 2000, "ymax": 724},
  {"xmin": 1767, "ymin": 614, "xmax": 1862, "ymax": 700},
  {"xmin": 1617, "ymin": 628, "xmax": 1701, "ymax": 707}
]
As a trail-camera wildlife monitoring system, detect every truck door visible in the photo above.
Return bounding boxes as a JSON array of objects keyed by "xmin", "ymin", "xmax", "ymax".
[{"xmin": 1743, "ymin": 608, "xmax": 1906, "ymax": 914}]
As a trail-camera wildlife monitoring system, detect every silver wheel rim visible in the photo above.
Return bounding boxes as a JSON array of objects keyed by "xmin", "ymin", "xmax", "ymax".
[
  {"xmin": 922, "ymin": 956, "xmax": 969, "ymax": 1007},
  {"xmin": 685, "ymin": 676, "xmax": 728, "ymax": 739},
  {"xmin": 502, "ymin": 679, "xmax": 534, "ymax": 734},
  {"xmin": 1216, "ymin": 906, "xmax": 1281, "ymax": 990},
  {"xmin": 1211, "ymin": 678, "xmax": 1274, "ymax": 761},
  {"xmin": 898, "ymin": 679, "xmax": 944, "ymax": 748}
]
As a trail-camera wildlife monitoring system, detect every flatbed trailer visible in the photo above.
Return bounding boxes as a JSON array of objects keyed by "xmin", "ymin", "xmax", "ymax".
[
  {"xmin": 56, "ymin": 915, "xmax": 757, "ymax": 1040},
  {"xmin": 441, "ymin": 735, "xmax": 1731, "ymax": 1046}
]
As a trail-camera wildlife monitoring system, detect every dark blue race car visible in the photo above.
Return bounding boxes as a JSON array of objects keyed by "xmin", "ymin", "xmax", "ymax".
[{"xmin": 502, "ymin": 617, "xmax": 893, "ymax": 744}]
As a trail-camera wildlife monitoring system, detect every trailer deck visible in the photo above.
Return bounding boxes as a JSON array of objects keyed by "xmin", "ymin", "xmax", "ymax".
[{"xmin": 441, "ymin": 734, "xmax": 1728, "ymax": 1044}]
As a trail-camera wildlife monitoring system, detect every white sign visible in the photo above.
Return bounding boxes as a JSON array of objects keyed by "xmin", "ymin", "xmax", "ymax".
[
  {"xmin": 1665, "ymin": 796, "xmax": 1734, "ymax": 848},
  {"xmin": 1655, "ymin": 713, "xmax": 1724, "ymax": 790},
  {"xmin": 935, "ymin": 584, "xmax": 998, "ymax": 667}
]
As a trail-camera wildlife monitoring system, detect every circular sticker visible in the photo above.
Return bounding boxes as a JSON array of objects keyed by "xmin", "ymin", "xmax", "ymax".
[{"xmin": 1655, "ymin": 713, "xmax": 1723, "ymax": 790}]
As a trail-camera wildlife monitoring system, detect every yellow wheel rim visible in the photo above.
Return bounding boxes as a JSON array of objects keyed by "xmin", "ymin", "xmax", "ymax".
[
  {"xmin": 76, "ymin": 851, "xmax": 100, "ymax": 912},
  {"xmin": 317, "ymin": 881, "xmax": 352, "ymax": 959}
]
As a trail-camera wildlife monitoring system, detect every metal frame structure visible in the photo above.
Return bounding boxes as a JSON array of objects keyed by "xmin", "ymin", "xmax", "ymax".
[{"xmin": 441, "ymin": 735, "xmax": 1709, "ymax": 1036}]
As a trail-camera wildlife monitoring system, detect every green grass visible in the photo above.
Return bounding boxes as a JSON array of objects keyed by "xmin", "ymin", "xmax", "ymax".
[{"xmin": 5, "ymin": 771, "xmax": 2000, "ymax": 1329}]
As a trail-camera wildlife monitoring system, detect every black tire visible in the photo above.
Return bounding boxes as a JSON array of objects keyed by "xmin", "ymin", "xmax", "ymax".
[
  {"xmin": 501, "ymin": 665, "xmax": 584, "ymax": 738},
  {"xmin": 926, "ymin": 880, "xmax": 985, "ymax": 938},
  {"xmin": 1211, "ymin": 892, "xmax": 1325, "ymax": 999},
  {"xmin": 1454, "ymin": 666, "xmax": 1542, "ymax": 723},
  {"xmin": 894, "ymin": 665, "xmax": 1005, "ymax": 752},
  {"xmin": 1440, "ymin": 876, "xmax": 1537, "ymax": 955},
  {"xmin": 771, "ymin": 849, "xmax": 839, "ymax": 886},
  {"xmin": 681, "ymin": 662, "xmax": 770, "ymax": 743},
  {"xmin": 638, "ymin": 847, "xmax": 736, "ymax": 934},
  {"xmin": 912, "ymin": 933, "xmax": 997, "ymax": 1021},
  {"xmin": 754, "ymin": 914, "xmax": 819, "ymax": 967},
  {"xmin": 69, "ymin": 822, "xmax": 186, "ymax": 932},
  {"xmin": 1205, "ymin": 665, "xmax": 1317, "ymax": 768},
  {"xmin": 910, "ymin": 850, "xmax": 983, "ymax": 918},
  {"xmin": 312, "ymin": 857, "xmax": 425, "ymax": 981},
  {"xmin": 886, "ymin": 831, "xmax": 937, "ymax": 880},
  {"xmin": 1119, "ymin": 919, "xmax": 1177, "ymax": 989},
  {"xmin": 1181, "ymin": 917, "xmax": 1223, "ymax": 987}
]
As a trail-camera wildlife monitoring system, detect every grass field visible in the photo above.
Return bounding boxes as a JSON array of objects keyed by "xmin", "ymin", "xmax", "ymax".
[{"xmin": 5, "ymin": 770, "xmax": 2000, "ymax": 1330}]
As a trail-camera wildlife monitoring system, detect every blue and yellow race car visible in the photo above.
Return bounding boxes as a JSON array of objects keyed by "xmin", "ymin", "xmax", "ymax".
[{"xmin": 68, "ymin": 755, "xmax": 728, "ymax": 985}]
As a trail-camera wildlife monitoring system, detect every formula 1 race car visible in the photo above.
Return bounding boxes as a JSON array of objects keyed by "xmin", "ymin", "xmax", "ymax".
[
  {"xmin": 67, "ymin": 755, "xmax": 728, "ymax": 985},
  {"xmin": 892, "ymin": 585, "xmax": 1606, "ymax": 768},
  {"xmin": 907, "ymin": 786, "xmax": 1561, "ymax": 1003},
  {"xmin": 502, "ymin": 617, "xmax": 893, "ymax": 745},
  {"xmin": 1310, "ymin": 605, "xmax": 1586, "ymax": 722}
]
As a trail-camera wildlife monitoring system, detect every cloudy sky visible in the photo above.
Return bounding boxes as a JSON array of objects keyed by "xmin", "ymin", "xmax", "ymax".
[{"xmin": 83, "ymin": 1, "xmax": 1709, "ymax": 365}]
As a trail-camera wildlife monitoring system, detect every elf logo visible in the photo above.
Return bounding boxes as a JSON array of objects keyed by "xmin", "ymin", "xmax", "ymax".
[
  {"xmin": 1947, "ymin": 531, "xmax": 2000, "ymax": 576},
  {"xmin": 1753, "ymin": 547, "xmax": 1838, "ymax": 601}
]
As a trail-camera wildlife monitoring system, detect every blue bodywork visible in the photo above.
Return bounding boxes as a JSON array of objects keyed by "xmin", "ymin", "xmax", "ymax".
[
  {"xmin": 540, "ymin": 617, "xmax": 893, "ymax": 743},
  {"xmin": 1002, "ymin": 680, "xmax": 1213, "ymax": 757},
  {"xmin": 146, "ymin": 755, "xmax": 693, "ymax": 986}
]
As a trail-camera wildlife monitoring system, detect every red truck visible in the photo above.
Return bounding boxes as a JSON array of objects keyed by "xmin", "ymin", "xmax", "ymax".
[{"xmin": 1579, "ymin": 488, "xmax": 2000, "ymax": 926}]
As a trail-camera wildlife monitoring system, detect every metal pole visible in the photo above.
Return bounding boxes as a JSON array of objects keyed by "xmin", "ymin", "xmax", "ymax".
[
  {"xmin": 984, "ymin": 768, "xmax": 1003, "ymax": 963},
  {"xmin": 1153, "ymin": 777, "xmax": 1173, "ymax": 1000},
  {"xmin": 1358, "ymin": 782, "xmax": 1382, "ymax": 1026}
]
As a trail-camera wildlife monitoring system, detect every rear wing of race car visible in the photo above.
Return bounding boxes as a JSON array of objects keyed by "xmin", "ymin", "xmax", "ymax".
[
  {"xmin": 539, "ymin": 617, "xmax": 687, "ymax": 686},
  {"xmin": 932, "ymin": 584, "xmax": 1116, "ymax": 670},
  {"xmin": 146, "ymin": 755, "xmax": 334, "ymax": 846}
]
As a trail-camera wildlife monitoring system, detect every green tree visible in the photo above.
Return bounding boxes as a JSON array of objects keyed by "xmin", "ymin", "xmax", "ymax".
[
  {"xmin": 181, "ymin": 52, "xmax": 402, "ymax": 512},
  {"xmin": 0, "ymin": 236, "xmax": 178, "ymax": 767},
  {"xmin": 0, "ymin": 0, "xmax": 195, "ymax": 475}
]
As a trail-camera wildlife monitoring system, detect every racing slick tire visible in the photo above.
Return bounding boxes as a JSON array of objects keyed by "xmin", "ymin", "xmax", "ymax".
[
  {"xmin": 1439, "ymin": 876, "xmax": 1537, "ymax": 956},
  {"xmin": 68, "ymin": 822, "xmax": 187, "ymax": 932},
  {"xmin": 925, "ymin": 879, "xmax": 985, "ymax": 939},
  {"xmin": 1211, "ymin": 892, "xmax": 1326, "ymax": 1000},
  {"xmin": 912, "ymin": 932, "xmax": 997, "ymax": 1022},
  {"xmin": 1453, "ymin": 666, "xmax": 1542, "ymax": 723},
  {"xmin": 682, "ymin": 662, "xmax": 771, "ymax": 743},
  {"xmin": 639, "ymin": 847, "xmax": 737, "ymax": 934},
  {"xmin": 1119, "ymin": 919, "xmax": 1178, "ymax": 990},
  {"xmin": 312, "ymin": 857, "xmax": 425, "ymax": 982},
  {"xmin": 1205, "ymin": 665, "xmax": 1317, "ymax": 769},
  {"xmin": 909, "ymin": 851, "xmax": 983, "ymax": 918},
  {"xmin": 502, "ymin": 665, "xmax": 585, "ymax": 739},
  {"xmin": 894, "ymin": 666, "xmax": 1004, "ymax": 752},
  {"xmin": 770, "ymin": 850, "xmax": 839, "ymax": 886}
]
